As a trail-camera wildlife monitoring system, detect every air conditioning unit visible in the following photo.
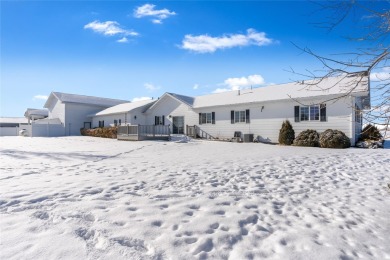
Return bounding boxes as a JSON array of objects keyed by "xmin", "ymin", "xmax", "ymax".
[{"xmin": 243, "ymin": 134, "xmax": 254, "ymax": 143}]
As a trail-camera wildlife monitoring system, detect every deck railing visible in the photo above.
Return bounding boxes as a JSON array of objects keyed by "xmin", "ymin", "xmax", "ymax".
[
  {"xmin": 117, "ymin": 125, "xmax": 170, "ymax": 141},
  {"xmin": 186, "ymin": 125, "xmax": 215, "ymax": 140}
]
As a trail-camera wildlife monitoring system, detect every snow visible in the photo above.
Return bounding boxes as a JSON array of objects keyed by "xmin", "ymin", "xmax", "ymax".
[
  {"xmin": 1, "ymin": 136, "xmax": 389, "ymax": 259},
  {"xmin": 193, "ymin": 75, "xmax": 369, "ymax": 108},
  {"xmin": 45, "ymin": 92, "xmax": 129, "ymax": 108},
  {"xmin": 93, "ymin": 99, "xmax": 156, "ymax": 116}
]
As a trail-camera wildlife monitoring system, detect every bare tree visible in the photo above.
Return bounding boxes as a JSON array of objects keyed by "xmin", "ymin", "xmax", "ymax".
[{"xmin": 291, "ymin": 0, "xmax": 389, "ymax": 137}]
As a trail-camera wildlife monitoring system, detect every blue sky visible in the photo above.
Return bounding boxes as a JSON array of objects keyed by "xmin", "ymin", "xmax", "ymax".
[{"xmin": 0, "ymin": 1, "xmax": 386, "ymax": 117}]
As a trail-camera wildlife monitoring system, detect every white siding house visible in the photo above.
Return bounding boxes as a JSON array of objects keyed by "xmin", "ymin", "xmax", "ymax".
[
  {"xmin": 35, "ymin": 92, "xmax": 129, "ymax": 136},
  {"xmin": 144, "ymin": 93, "xmax": 198, "ymax": 134},
  {"xmin": 143, "ymin": 74, "xmax": 370, "ymax": 144},
  {"xmin": 91, "ymin": 99, "xmax": 156, "ymax": 127}
]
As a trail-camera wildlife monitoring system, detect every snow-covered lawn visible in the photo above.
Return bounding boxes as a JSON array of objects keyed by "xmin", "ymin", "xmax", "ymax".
[{"xmin": 0, "ymin": 136, "xmax": 389, "ymax": 259}]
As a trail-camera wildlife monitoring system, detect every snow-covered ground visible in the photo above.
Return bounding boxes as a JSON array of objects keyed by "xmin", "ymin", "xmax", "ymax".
[{"xmin": 1, "ymin": 136, "xmax": 389, "ymax": 260}]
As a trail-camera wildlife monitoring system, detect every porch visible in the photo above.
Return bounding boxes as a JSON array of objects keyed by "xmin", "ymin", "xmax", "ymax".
[{"xmin": 117, "ymin": 125, "xmax": 171, "ymax": 141}]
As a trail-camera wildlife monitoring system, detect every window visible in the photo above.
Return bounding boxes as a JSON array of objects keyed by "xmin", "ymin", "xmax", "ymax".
[
  {"xmin": 355, "ymin": 104, "xmax": 362, "ymax": 123},
  {"xmin": 199, "ymin": 113, "xmax": 214, "ymax": 124},
  {"xmin": 155, "ymin": 116, "xmax": 165, "ymax": 125},
  {"xmin": 299, "ymin": 105, "xmax": 322, "ymax": 121},
  {"xmin": 114, "ymin": 120, "xmax": 118, "ymax": 126},
  {"xmin": 300, "ymin": 107, "xmax": 309, "ymax": 121},
  {"xmin": 98, "ymin": 120, "xmax": 104, "ymax": 127},
  {"xmin": 310, "ymin": 106, "xmax": 320, "ymax": 120},
  {"xmin": 231, "ymin": 110, "xmax": 250, "ymax": 124},
  {"xmin": 118, "ymin": 119, "xmax": 121, "ymax": 125}
]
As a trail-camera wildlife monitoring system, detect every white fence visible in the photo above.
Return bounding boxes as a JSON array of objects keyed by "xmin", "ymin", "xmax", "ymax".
[
  {"xmin": 23, "ymin": 124, "xmax": 65, "ymax": 137},
  {"xmin": 0, "ymin": 127, "xmax": 20, "ymax": 136}
]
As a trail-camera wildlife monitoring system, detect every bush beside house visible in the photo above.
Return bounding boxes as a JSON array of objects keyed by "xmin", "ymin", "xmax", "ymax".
[
  {"xmin": 319, "ymin": 129, "xmax": 350, "ymax": 148},
  {"xmin": 356, "ymin": 124, "xmax": 384, "ymax": 148},
  {"xmin": 278, "ymin": 120, "xmax": 295, "ymax": 145},
  {"xmin": 293, "ymin": 129, "xmax": 320, "ymax": 147},
  {"xmin": 80, "ymin": 127, "xmax": 117, "ymax": 139}
]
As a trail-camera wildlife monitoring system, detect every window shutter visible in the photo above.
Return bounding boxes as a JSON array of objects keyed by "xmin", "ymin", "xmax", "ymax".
[
  {"xmin": 162, "ymin": 115, "xmax": 165, "ymax": 125},
  {"xmin": 320, "ymin": 104, "xmax": 326, "ymax": 122},
  {"xmin": 212, "ymin": 112, "xmax": 215, "ymax": 124},
  {"xmin": 294, "ymin": 106, "xmax": 300, "ymax": 122},
  {"xmin": 231, "ymin": 110, "xmax": 234, "ymax": 124},
  {"xmin": 246, "ymin": 109, "xmax": 250, "ymax": 123},
  {"xmin": 199, "ymin": 113, "xmax": 202, "ymax": 125},
  {"xmin": 154, "ymin": 116, "xmax": 158, "ymax": 125}
]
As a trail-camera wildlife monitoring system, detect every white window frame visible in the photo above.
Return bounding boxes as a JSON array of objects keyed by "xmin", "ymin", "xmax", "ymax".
[
  {"xmin": 234, "ymin": 110, "xmax": 246, "ymax": 123},
  {"xmin": 300, "ymin": 105, "xmax": 320, "ymax": 121},
  {"xmin": 200, "ymin": 113, "xmax": 212, "ymax": 124}
]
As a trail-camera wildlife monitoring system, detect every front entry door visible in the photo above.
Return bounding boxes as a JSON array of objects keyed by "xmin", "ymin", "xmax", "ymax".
[{"xmin": 172, "ymin": 116, "xmax": 184, "ymax": 134}]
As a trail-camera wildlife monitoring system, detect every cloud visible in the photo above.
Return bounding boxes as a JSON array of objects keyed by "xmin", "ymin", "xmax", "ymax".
[
  {"xmin": 213, "ymin": 74, "xmax": 265, "ymax": 93},
  {"xmin": 84, "ymin": 20, "xmax": 138, "ymax": 37},
  {"xmin": 117, "ymin": 37, "xmax": 128, "ymax": 43},
  {"xmin": 132, "ymin": 96, "xmax": 152, "ymax": 102},
  {"xmin": 134, "ymin": 4, "xmax": 176, "ymax": 24},
  {"xmin": 370, "ymin": 67, "xmax": 390, "ymax": 82},
  {"xmin": 144, "ymin": 83, "xmax": 161, "ymax": 92},
  {"xmin": 193, "ymin": 84, "xmax": 199, "ymax": 90},
  {"xmin": 33, "ymin": 95, "xmax": 48, "ymax": 100},
  {"xmin": 181, "ymin": 29, "xmax": 274, "ymax": 53}
]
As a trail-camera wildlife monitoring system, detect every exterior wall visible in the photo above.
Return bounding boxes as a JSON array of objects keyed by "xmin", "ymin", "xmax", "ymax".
[
  {"xmin": 92, "ymin": 114, "xmax": 127, "ymax": 128},
  {"xmin": 195, "ymin": 96, "xmax": 354, "ymax": 143},
  {"xmin": 145, "ymin": 96, "xmax": 198, "ymax": 134},
  {"xmin": 64, "ymin": 103, "xmax": 112, "ymax": 136},
  {"xmin": 0, "ymin": 127, "xmax": 20, "ymax": 136},
  {"xmin": 23, "ymin": 124, "xmax": 66, "ymax": 137},
  {"xmin": 47, "ymin": 98, "xmax": 65, "ymax": 123},
  {"xmin": 91, "ymin": 107, "xmax": 148, "ymax": 128}
]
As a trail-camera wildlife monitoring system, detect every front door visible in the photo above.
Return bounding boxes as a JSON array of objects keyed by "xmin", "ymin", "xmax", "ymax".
[{"xmin": 172, "ymin": 116, "xmax": 184, "ymax": 134}]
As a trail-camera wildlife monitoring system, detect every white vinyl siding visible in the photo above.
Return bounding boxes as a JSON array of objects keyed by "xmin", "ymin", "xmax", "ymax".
[
  {"xmin": 194, "ymin": 96, "xmax": 354, "ymax": 143},
  {"xmin": 145, "ymin": 95, "xmax": 198, "ymax": 134}
]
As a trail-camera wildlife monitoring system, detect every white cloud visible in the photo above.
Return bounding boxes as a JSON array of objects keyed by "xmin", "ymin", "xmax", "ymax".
[
  {"xmin": 33, "ymin": 95, "xmax": 48, "ymax": 100},
  {"xmin": 181, "ymin": 29, "xmax": 274, "ymax": 53},
  {"xmin": 370, "ymin": 67, "xmax": 390, "ymax": 81},
  {"xmin": 132, "ymin": 96, "xmax": 152, "ymax": 102},
  {"xmin": 117, "ymin": 37, "xmax": 128, "ymax": 43},
  {"xmin": 152, "ymin": 19, "xmax": 162, "ymax": 24},
  {"xmin": 144, "ymin": 83, "xmax": 161, "ymax": 92},
  {"xmin": 193, "ymin": 84, "xmax": 199, "ymax": 90},
  {"xmin": 84, "ymin": 20, "xmax": 138, "ymax": 37},
  {"xmin": 213, "ymin": 74, "xmax": 265, "ymax": 93},
  {"xmin": 134, "ymin": 4, "xmax": 176, "ymax": 24}
]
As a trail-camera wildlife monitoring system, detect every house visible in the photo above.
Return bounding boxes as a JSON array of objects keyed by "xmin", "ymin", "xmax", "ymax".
[
  {"xmin": 90, "ymin": 99, "xmax": 156, "ymax": 127},
  {"xmin": 0, "ymin": 117, "xmax": 28, "ymax": 136},
  {"xmin": 142, "ymin": 74, "xmax": 369, "ymax": 144},
  {"xmin": 25, "ymin": 92, "xmax": 128, "ymax": 137},
  {"xmin": 21, "ymin": 74, "xmax": 370, "ymax": 144}
]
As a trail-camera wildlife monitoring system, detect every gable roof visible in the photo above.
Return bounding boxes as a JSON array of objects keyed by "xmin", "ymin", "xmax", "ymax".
[
  {"xmin": 44, "ymin": 92, "xmax": 128, "ymax": 108},
  {"xmin": 24, "ymin": 108, "xmax": 48, "ymax": 118},
  {"xmin": 167, "ymin": 92, "xmax": 195, "ymax": 107},
  {"xmin": 193, "ymin": 74, "xmax": 369, "ymax": 108},
  {"xmin": 147, "ymin": 92, "xmax": 195, "ymax": 111},
  {"xmin": 92, "ymin": 99, "xmax": 156, "ymax": 116}
]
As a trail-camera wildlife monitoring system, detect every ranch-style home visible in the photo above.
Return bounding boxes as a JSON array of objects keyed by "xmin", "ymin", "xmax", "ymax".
[
  {"xmin": 21, "ymin": 73, "xmax": 369, "ymax": 144},
  {"xmin": 141, "ymin": 74, "xmax": 369, "ymax": 144}
]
